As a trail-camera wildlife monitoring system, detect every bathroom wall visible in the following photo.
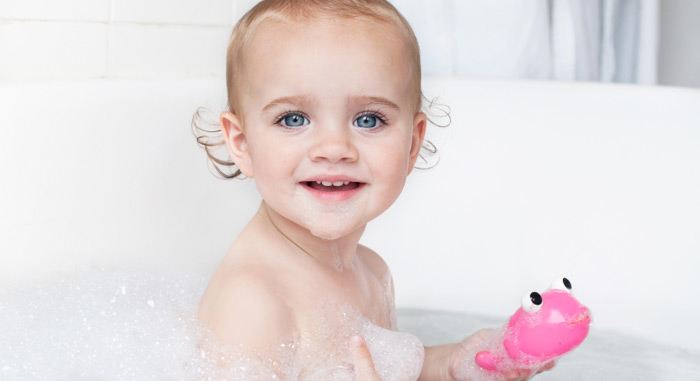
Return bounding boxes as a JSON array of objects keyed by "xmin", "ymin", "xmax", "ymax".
[
  {"xmin": 2, "ymin": 0, "xmax": 697, "ymax": 87},
  {"xmin": 2, "ymin": 0, "xmax": 460, "ymax": 81},
  {"xmin": 0, "ymin": 0, "xmax": 593, "ymax": 82},
  {"xmin": 0, "ymin": 0, "xmax": 260, "ymax": 81}
]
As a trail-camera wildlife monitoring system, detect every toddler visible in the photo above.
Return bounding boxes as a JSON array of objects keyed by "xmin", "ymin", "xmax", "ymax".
[{"xmin": 194, "ymin": 0, "xmax": 552, "ymax": 379}]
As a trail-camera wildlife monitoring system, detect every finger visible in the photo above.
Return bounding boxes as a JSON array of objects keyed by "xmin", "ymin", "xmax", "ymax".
[
  {"xmin": 471, "ymin": 328, "xmax": 495, "ymax": 344},
  {"xmin": 535, "ymin": 360, "xmax": 556, "ymax": 374},
  {"xmin": 503, "ymin": 367, "xmax": 533, "ymax": 381},
  {"xmin": 349, "ymin": 335, "xmax": 381, "ymax": 381},
  {"xmin": 543, "ymin": 360, "xmax": 556, "ymax": 370}
]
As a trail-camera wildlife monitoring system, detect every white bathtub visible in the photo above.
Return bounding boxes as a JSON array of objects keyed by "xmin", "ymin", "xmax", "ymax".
[{"xmin": 1, "ymin": 77, "xmax": 699, "ymax": 374}]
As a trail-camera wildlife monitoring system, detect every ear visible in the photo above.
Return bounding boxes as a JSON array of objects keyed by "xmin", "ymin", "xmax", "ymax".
[
  {"xmin": 220, "ymin": 111, "xmax": 254, "ymax": 177},
  {"xmin": 407, "ymin": 112, "xmax": 427, "ymax": 175}
]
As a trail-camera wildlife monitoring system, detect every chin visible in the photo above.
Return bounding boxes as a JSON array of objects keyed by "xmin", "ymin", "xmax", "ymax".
[
  {"xmin": 293, "ymin": 203, "xmax": 367, "ymax": 241},
  {"xmin": 304, "ymin": 215, "xmax": 366, "ymax": 241},
  {"xmin": 308, "ymin": 223, "xmax": 356, "ymax": 241}
]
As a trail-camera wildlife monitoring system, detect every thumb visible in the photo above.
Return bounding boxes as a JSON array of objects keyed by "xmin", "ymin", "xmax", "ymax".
[{"xmin": 349, "ymin": 335, "xmax": 381, "ymax": 380}]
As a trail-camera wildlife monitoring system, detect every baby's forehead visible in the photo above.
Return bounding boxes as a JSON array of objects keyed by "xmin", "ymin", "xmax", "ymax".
[
  {"xmin": 250, "ymin": 15, "xmax": 405, "ymax": 47},
  {"xmin": 251, "ymin": 19, "xmax": 407, "ymax": 71},
  {"xmin": 226, "ymin": 7, "xmax": 421, "ymax": 114}
]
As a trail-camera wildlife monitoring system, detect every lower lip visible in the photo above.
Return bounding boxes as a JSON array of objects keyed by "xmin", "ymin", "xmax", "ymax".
[{"xmin": 300, "ymin": 182, "xmax": 365, "ymax": 203}]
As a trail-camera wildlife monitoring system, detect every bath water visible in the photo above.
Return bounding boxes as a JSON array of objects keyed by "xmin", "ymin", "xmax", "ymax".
[{"xmin": 400, "ymin": 310, "xmax": 700, "ymax": 380}]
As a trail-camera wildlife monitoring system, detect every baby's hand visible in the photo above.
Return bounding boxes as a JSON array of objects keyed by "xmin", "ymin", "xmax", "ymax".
[
  {"xmin": 448, "ymin": 329, "xmax": 555, "ymax": 381},
  {"xmin": 349, "ymin": 335, "xmax": 382, "ymax": 380}
]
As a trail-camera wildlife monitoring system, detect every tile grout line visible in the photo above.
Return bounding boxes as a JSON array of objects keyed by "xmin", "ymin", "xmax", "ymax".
[
  {"xmin": 0, "ymin": 19, "xmax": 228, "ymax": 29},
  {"xmin": 106, "ymin": 0, "xmax": 114, "ymax": 77},
  {"xmin": 0, "ymin": 18, "xmax": 108, "ymax": 25}
]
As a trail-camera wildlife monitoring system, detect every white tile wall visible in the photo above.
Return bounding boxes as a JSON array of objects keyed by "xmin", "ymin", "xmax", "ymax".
[
  {"xmin": 232, "ymin": 0, "xmax": 260, "ymax": 23},
  {"xmin": 0, "ymin": 0, "xmax": 244, "ymax": 81},
  {"xmin": 0, "ymin": 21, "xmax": 108, "ymax": 80},
  {"xmin": 112, "ymin": 0, "xmax": 232, "ymax": 26},
  {"xmin": 108, "ymin": 24, "xmax": 229, "ymax": 77},
  {"xmin": 0, "ymin": 0, "xmax": 110, "ymax": 22}
]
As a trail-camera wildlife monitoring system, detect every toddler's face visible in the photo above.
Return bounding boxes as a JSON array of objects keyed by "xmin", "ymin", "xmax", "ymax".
[{"xmin": 225, "ymin": 16, "xmax": 425, "ymax": 240}]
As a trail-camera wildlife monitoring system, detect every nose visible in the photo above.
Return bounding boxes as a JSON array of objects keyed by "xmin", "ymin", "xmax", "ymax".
[{"xmin": 308, "ymin": 125, "xmax": 359, "ymax": 164}]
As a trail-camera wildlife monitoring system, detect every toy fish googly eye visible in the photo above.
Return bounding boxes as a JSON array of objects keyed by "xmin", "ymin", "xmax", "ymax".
[
  {"xmin": 550, "ymin": 277, "xmax": 573, "ymax": 293},
  {"xmin": 521, "ymin": 291, "xmax": 543, "ymax": 314}
]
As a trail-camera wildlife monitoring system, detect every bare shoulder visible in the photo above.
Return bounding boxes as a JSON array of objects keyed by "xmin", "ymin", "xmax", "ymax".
[
  {"xmin": 198, "ymin": 263, "xmax": 295, "ymax": 349},
  {"xmin": 356, "ymin": 244, "xmax": 397, "ymax": 329},
  {"xmin": 357, "ymin": 244, "xmax": 391, "ymax": 281}
]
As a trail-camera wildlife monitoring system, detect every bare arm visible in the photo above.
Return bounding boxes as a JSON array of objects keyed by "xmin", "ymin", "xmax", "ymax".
[{"xmin": 419, "ymin": 343, "xmax": 458, "ymax": 380}]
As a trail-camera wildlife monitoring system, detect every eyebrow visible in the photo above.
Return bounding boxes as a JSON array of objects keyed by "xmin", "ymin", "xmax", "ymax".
[
  {"xmin": 261, "ymin": 95, "xmax": 401, "ymax": 113},
  {"xmin": 262, "ymin": 95, "xmax": 315, "ymax": 113},
  {"xmin": 348, "ymin": 96, "xmax": 401, "ymax": 111}
]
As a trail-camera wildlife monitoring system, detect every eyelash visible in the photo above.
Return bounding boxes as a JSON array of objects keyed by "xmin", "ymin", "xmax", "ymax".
[
  {"xmin": 274, "ymin": 110, "xmax": 310, "ymax": 130},
  {"xmin": 272, "ymin": 110, "xmax": 390, "ymax": 130},
  {"xmin": 356, "ymin": 110, "xmax": 389, "ymax": 130}
]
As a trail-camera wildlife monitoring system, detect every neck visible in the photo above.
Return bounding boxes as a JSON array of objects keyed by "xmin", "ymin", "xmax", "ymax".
[{"xmin": 255, "ymin": 201, "xmax": 365, "ymax": 272}]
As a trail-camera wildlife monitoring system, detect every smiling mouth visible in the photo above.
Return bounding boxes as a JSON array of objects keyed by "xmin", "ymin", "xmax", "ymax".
[
  {"xmin": 567, "ymin": 310, "xmax": 591, "ymax": 326},
  {"xmin": 304, "ymin": 180, "xmax": 362, "ymax": 192}
]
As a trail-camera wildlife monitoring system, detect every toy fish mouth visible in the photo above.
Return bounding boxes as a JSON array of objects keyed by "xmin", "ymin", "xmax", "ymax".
[{"xmin": 567, "ymin": 310, "xmax": 591, "ymax": 326}]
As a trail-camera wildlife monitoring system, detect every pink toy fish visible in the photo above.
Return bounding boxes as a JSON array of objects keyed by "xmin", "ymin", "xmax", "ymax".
[{"xmin": 475, "ymin": 278, "xmax": 591, "ymax": 372}]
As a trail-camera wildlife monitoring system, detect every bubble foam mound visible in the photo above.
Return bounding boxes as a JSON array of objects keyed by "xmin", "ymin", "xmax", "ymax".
[
  {"xmin": 0, "ymin": 268, "xmax": 217, "ymax": 380},
  {"xmin": 0, "ymin": 268, "xmax": 425, "ymax": 380}
]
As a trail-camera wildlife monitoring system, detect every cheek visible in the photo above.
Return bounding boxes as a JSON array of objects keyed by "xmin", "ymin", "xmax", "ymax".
[
  {"xmin": 248, "ymin": 135, "xmax": 297, "ymax": 173},
  {"xmin": 384, "ymin": 129, "xmax": 414, "ymax": 171},
  {"xmin": 369, "ymin": 138, "xmax": 411, "ymax": 189},
  {"xmin": 252, "ymin": 155, "xmax": 294, "ymax": 191}
]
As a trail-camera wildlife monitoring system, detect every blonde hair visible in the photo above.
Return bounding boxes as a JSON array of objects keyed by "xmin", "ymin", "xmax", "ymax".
[{"xmin": 194, "ymin": 0, "xmax": 443, "ymax": 179}]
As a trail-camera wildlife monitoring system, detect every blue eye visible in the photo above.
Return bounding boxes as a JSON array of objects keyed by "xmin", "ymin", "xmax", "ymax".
[
  {"xmin": 354, "ymin": 114, "xmax": 380, "ymax": 128},
  {"xmin": 279, "ymin": 113, "xmax": 309, "ymax": 127}
]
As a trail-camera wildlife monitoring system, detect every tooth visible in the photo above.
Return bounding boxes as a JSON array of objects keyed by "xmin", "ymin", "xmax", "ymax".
[
  {"xmin": 343, "ymin": 181, "xmax": 349, "ymax": 185},
  {"xmin": 332, "ymin": 181, "xmax": 344, "ymax": 186},
  {"xmin": 316, "ymin": 181, "xmax": 322, "ymax": 185},
  {"xmin": 321, "ymin": 181, "xmax": 332, "ymax": 186}
]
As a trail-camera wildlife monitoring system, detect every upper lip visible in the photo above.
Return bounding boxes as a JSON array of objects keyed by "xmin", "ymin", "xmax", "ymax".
[{"xmin": 301, "ymin": 175, "xmax": 364, "ymax": 184}]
